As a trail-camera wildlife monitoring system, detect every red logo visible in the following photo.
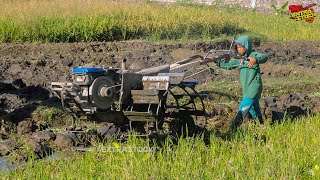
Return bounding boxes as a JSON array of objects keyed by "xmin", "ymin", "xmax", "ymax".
[{"xmin": 289, "ymin": 3, "xmax": 317, "ymax": 23}]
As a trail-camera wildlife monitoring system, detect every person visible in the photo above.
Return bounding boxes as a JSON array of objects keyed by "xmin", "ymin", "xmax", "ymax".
[{"xmin": 216, "ymin": 35, "xmax": 268, "ymax": 131}]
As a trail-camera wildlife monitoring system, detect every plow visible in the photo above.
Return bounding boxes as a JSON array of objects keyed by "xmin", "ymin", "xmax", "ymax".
[{"xmin": 50, "ymin": 43, "xmax": 236, "ymax": 136}]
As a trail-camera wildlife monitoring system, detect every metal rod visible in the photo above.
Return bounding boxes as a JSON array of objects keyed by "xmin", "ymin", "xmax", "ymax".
[
  {"xmin": 183, "ymin": 66, "xmax": 212, "ymax": 79},
  {"xmin": 121, "ymin": 59, "xmax": 127, "ymax": 71},
  {"xmin": 228, "ymin": 36, "xmax": 236, "ymax": 54}
]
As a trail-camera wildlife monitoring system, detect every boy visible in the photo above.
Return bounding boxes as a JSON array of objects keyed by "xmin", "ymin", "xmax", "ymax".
[{"xmin": 216, "ymin": 35, "xmax": 268, "ymax": 131}]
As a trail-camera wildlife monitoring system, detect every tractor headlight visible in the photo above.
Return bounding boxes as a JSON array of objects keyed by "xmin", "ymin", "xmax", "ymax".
[{"xmin": 74, "ymin": 74, "xmax": 86, "ymax": 83}]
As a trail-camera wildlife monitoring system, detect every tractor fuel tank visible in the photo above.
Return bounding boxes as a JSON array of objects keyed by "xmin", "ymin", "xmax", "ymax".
[{"xmin": 72, "ymin": 67, "xmax": 120, "ymax": 86}]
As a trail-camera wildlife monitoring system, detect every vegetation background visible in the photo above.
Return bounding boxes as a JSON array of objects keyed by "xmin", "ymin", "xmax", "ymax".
[
  {"xmin": 0, "ymin": 0, "xmax": 319, "ymax": 179},
  {"xmin": 0, "ymin": 0, "xmax": 319, "ymax": 43}
]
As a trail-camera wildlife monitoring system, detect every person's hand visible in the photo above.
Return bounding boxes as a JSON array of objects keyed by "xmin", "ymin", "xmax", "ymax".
[
  {"xmin": 247, "ymin": 57, "xmax": 257, "ymax": 68},
  {"xmin": 223, "ymin": 54, "xmax": 231, "ymax": 62}
]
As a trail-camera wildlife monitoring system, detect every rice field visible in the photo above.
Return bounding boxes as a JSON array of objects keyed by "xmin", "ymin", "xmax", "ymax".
[
  {"xmin": 0, "ymin": 0, "xmax": 319, "ymax": 43},
  {"xmin": 1, "ymin": 1, "xmax": 320, "ymax": 179},
  {"xmin": 2, "ymin": 114, "xmax": 320, "ymax": 179}
]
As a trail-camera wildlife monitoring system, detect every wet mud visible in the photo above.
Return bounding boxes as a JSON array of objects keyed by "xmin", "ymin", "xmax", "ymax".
[{"xmin": 0, "ymin": 40, "xmax": 320, "ymax": 164}]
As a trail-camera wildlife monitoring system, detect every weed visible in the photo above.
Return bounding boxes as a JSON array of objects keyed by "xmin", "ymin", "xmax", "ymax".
[{"xmin": 270, "ymin": 1, "xmax": 289, "ymax": 15}]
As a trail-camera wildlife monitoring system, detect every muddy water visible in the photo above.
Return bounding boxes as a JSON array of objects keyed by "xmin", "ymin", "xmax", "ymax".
[
  {"xmin": 0, "ymin": 152, "xmax": 61, "ymax": 174},
  {"xmin": 0, "ymin": 157, "xmax": 18, "ymax": 173}
]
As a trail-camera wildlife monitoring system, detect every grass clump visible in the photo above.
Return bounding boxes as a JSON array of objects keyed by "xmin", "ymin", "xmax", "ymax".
[
  {"xmin": 31, "ymin": 106, "xmax": 71, "ymax": 129},
  {"xmin": 198, "ymin": 74, "xmax": 320, "ymax": 103},
  {"xmin": 2, "ymin": 114, "xmax": 320, "ymax": 179},
  {"xmin": 0, "ymin": 0, "xmax": 319, "ymax": 43}
]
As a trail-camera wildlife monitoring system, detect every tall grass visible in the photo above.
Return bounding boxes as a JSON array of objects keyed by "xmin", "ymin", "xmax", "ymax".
[
  {"xmin": 0, "ymin": 0, "xmax": 319, "ymax": 43},
  {"xmin": 197, "ymin": 74, "xmax": 320, "ymax": 103},
  {"xmin": 2, "ymin": 114, "xmax": 320, "ymax": 179}
]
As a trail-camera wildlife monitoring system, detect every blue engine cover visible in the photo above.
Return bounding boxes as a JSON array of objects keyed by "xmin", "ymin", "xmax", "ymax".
[{"xmin": 72, "ymin": 67, "xmax": 105, "ymax": 74}]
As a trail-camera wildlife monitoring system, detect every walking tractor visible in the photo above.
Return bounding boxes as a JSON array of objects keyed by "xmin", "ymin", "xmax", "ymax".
[{"xmin": 50, "ymin": 41, "xmax": 237, "ymax": 136}]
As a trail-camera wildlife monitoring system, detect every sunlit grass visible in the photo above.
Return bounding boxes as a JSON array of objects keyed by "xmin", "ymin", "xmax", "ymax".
[
  {"xmin": 2, "ymin": 114, "xmax": 320, "ymax": 179},
  {"xmin": 197, "ymin": 74, "xmax": 320, "ymax": 103},
  {"xmin": 0, "ymin": 0, "xmax": 319, "ymax": 43}
]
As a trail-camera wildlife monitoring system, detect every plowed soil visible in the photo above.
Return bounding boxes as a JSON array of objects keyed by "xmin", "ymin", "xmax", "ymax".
[{"xmin": 0, "ymin": 40, "xmax": 320, "ymax": 161}]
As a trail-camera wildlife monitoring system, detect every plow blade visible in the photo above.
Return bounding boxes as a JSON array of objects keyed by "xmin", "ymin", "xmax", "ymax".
[
  {"xmin": 123, "ymin": 111, "xmax": 157, "ymax": 122},
  {"xmin": 50, "ymin": 82, "xmax": 95, "ymax": 115}
]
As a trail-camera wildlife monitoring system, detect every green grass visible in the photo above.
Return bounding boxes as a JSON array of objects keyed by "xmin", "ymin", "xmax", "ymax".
[
  {"xmin": 311, "ymin": 91, "xmax": 320, "ymax": 97},
  {"xmin": 198, "ymin": 75, "xmax": 320, "ymax": 103},
  {"xmin": 29, "ymin": 106, "xmax": 74, "ymax": 132},
  {"xmin": 2, "ymin": 114, "xmax": 320, "ymax": 179},
  {"xmin": 262, "ymin": 75, "xmax": 320, "ymax": 97},
  {"xmin": 0, "ymin": 0, "xmax": 319, "ymax": 43},
  {"xmin": 1, "ymin": 1, "xmax": 320, "ymax": 178}
]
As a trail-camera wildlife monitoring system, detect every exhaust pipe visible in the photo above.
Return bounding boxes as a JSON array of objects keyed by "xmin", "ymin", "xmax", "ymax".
[{"xmin": 121, "ymin": 59, "xmax": 127, "ymax": 71}]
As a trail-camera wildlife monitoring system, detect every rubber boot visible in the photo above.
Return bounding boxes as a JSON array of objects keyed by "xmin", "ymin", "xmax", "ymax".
[
  {"xmin": 230, "ymin": 111, "xmax": 244, "ymax": 132},
  {"xmin": 257, "ymin": 115, "xmax": 264, "ymax": 124}
]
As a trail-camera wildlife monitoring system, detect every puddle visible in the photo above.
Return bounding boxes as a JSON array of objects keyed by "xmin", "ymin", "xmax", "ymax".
[
  {"xmin": 0, "ymin": 157, "xmax": 18, "ymax": 174},
  {"xmin": 0, "ymin": 152, "xmax": 59, "ymax": 175}
]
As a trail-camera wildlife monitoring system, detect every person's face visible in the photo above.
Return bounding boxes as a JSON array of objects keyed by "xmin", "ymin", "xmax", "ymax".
[{"xmin": 236, "ymin": 45, "xmax": 246, "ymax": 56}]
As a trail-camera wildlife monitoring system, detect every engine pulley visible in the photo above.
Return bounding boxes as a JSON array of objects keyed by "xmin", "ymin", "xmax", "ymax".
[{"xmin": 89, "ymin": 76, "xmax": 116, "ymax": 110}]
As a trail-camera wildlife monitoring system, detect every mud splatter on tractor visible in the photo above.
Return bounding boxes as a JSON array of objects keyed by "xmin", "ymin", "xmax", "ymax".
[{"xmin": 50, "ymin": 41, "xmax": 237, "ymax": 136}]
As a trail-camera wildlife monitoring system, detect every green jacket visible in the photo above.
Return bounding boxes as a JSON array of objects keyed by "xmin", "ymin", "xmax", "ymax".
[{"xmin": 217, "ymin": 36, "xmax": 268, "ymax": 99}]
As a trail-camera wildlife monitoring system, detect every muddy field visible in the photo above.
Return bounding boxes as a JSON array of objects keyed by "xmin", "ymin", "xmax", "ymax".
[
  {"xmin": 0, "ymin": 40, "xmax": 319, "ymax": 86},
  {"xmin": 0, "ymin": 40, "xmax": 320, "ymax": 165}
]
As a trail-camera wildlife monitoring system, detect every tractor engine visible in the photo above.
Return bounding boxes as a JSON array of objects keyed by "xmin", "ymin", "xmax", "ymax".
[{"xmin": 51, "ymin": 67, "xmax": 121, "ymax": 115}]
